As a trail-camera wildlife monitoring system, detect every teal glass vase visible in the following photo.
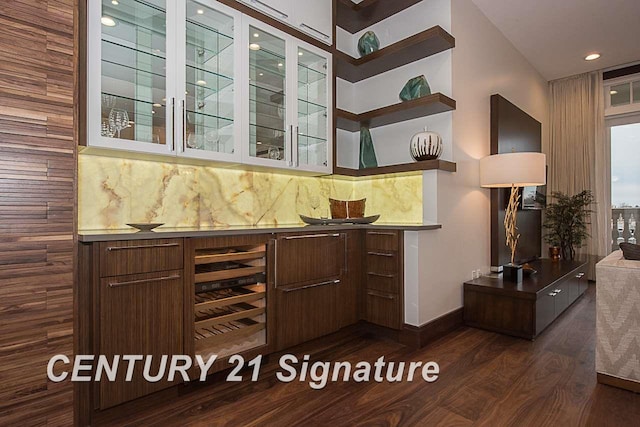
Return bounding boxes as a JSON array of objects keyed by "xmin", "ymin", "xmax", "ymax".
[
  {"xmin": 357, "ymin": 31, "xmax": 380, "ymax": 57},
  {"xmin": 399, "ymin": 75, "xmax": 431, "ymax": 101},
  {"xmin": 359, "ymin": 126, "xmax": 378, "ymax": 169}
]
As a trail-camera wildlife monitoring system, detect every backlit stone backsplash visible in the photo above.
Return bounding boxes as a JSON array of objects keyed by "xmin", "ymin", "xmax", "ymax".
[{"xmin": 78, "ymin": 155, "xmax": 423, "ymax": 229}]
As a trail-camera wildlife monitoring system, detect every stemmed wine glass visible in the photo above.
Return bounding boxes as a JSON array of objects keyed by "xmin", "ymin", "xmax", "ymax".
[
  {"xmin": 109, "ymin": 109, "xmax": 130, "ymax": 139},
  {"xmin": 101, "ymin": 119, "xmax": 116, "ymax": 138}
]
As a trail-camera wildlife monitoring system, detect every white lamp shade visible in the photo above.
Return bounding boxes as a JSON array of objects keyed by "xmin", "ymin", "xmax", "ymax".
[{"xmin": 480, "ymin": 152, "xmax": 546, "ymax": 188}]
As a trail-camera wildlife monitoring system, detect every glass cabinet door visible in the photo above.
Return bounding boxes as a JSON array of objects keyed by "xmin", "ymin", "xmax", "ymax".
[
  {"xmin": 181, "ymin": 1, "xmax": 239, "ymax": 160},
  {"xmin": 246, "ymin": 24, "xmax": 289, "ymax": 166},
  {"xmin": 296, "ymin": 46, "xmax": 330, "ymax": 170},
  {"xmin": 90, "ymin": 0, "xmax": 172, "ymax": 154}
]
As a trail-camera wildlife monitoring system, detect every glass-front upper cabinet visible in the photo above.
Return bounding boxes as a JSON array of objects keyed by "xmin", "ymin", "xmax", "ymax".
[
  {"xmin": 242, "ymin": 17, "xmax": 332, "ymax": 173},
  {"xmin": 87, "ymin": 0, "xmax": 177, "ymax": 155},
  {"xmin": 178, "ymin": 1, "xmax": 241, "ymax": 161},
  {"xmin": 296, "ymin": 45, "xmax": 331, "ymax": 171}
]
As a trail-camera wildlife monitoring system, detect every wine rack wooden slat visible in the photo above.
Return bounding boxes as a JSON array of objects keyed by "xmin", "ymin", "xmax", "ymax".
[
  {"xmin": 195, "ymin": 250, "xmax": 266, "ymax": 265},
  {"xmin": 195, "ymin": 307, "xmax": 265, "ymax": 329},
  {"xmin": 194, "ymin": 322, "xmax": 266, "ymax": 347},
  {"xmin": 195, "ymin": 265, "xmax": 265, "ymax": 283}
]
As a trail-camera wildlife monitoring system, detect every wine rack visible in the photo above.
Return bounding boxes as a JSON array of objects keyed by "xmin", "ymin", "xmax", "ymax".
[{"xmin": 193, "ymin": 244, "xmax": 267, "ymax": 359}]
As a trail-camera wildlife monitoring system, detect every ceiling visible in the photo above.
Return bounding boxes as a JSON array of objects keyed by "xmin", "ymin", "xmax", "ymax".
[{"xmin": 471, "ymin": 0, "xmax": 640, "ymax": 81}]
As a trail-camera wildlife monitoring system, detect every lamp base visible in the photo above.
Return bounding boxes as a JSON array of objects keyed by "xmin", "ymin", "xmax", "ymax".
[{"xmin": 503, "ymin": 264, "xmax": 523, "ymax": 283}]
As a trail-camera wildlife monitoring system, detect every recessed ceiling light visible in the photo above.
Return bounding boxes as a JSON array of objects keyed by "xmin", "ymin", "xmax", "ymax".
[
  {"xmin": 259, "ymin": 72, "xmax": 263, "ymax": 76},
  {"xmin": 298, "ymin": 51, "xmax": 303, "ymax": 56},
  {"xmin": 111, "ymin": 0, "xmax": 119, "ymax": 5},
  {"xmin": 257, "ymin": 141, "xmax": 262, "ymax": 145},
  {"xmin": 152, "ymin": 110, "xmax": 156, "ymax": 114},
  {"xmin": 101, "ymin": 16, "xmax": 117, "ymax": 27},
  {"xmin": 584, "ymin": 53, "xmax": 601, "ymax": 61},
  {"xmin": 249, "ymin": 43, "xmax": 261, "ymax": 51},
  {"xmin": 162, "ymin": 97, "xmax": 166, "ymax": 102},
  {"xmin": 153, "ymin": 103, "xmax": 162, "ymax": 107},
  {"xmin": 610, "ymin": 90, "xmax": 618, "ymax": 95},
  {"xmin": 197, "ymin": 9, "xmax": 204, "ymax": 15},
  {"xmin": 277, "ymin": 62, "xmax": 283, "ymax": 67},
  {"xmin": 253, "ymin": 33, "xmax": 260, "ymax": 38},
  {"xmin": 196, "ymin": 80, "xmax": 207, "ymax": 86}
]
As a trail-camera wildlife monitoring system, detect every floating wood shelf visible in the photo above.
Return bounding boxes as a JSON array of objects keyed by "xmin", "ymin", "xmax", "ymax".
[
  {"xmin": 333, "ymin": 160, "xmax": 457, "ymax": 178},
  {"xmin": 336, "ymin": 93, "xmax": 456, "ymax": 132},
  {"xmin": 336, "ymin": 0, "xmax": 422, "ymax": 33},
  {"xmin": 336, "ymin": 26, "xmax": 455, "ymax": 83}
]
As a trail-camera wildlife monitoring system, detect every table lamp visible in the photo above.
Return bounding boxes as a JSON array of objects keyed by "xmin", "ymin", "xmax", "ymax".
[{"xmin": 480, "ymin": 152, "xmax": 546, "ymax": 282}]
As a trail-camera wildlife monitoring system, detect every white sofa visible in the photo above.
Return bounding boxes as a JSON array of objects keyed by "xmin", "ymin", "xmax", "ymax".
[{"xmin": 596, "ymin": 250, "xmax": 640, "ymax": 392}]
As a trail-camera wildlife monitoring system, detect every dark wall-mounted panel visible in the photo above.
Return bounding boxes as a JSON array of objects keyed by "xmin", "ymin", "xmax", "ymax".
[{"xmin": 490, "ymin": 94, "xmax": 543, "ymax": 266}]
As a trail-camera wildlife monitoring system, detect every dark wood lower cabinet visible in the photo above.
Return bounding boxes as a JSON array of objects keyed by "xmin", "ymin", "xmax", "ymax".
[
  {"xmin": 276, "ymin": 281, "xmax": 338, "ymax": 350},
  {"xmin": 464, "ymin": 259, "xmax": 588, "ymax": 340},
  {"xmin": 99, "ymin": 270, "xmax": 184, "ymax": 409},
  {"xmin": 78, "ymin": 228, "xmax": 405, "ymax": 421}
]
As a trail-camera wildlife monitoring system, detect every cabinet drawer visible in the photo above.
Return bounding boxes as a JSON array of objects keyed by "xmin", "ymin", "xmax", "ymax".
[
  {"xmin": 99, "ymin": 270, "xmax": 183, "ymax": 409},
  {"xmin": 365, "ymin": 273, "xmax": 399, "ymax": 294},
  {"xmin": 366, "ymin": 251, "xmax": 398, "ymax": 275},
  {"xmin": 99, "ymin": 239, "xmax": 183, "ymax": 277},
  {"xmin": 276, "ymin": 233, "xmax": 344, "ymax": 287},
  {"xmin": 366, "ymin": 290, "xmax": 401, "ymax": 329},
  {"xmin": 365, "ymin": 230, "xmax": 399, "ymax": 251}
]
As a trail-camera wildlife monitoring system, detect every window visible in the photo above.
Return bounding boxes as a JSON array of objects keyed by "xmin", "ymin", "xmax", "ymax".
[{"xmin": 605, "ymin": 73, "xmax": 640, "ymax": 116}]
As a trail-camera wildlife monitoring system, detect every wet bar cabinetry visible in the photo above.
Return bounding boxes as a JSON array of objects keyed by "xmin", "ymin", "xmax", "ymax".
[
  {"xmin": 84, "ymin": 0, "xmax": 332, "ymax": 174},
  {"xmin": 77, "ymin": 227, "xmax": 414, "ymax": 420}
]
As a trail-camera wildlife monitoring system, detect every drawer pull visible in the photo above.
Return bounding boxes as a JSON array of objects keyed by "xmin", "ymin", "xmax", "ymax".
[
  {"xmin": 367, "ymin": 272, "xmax": 396, "ymax": 278},
  {"xmin": 367, "ymin": 231, "xmax": 396, "ymax": 236},
  {"xmin": 367, "ymin": 251, "xmax": 395, "ymax": 257},
  {"xmin": 299, "ymin": 22, "xmax": 330, "ymax": 39},
  {"xmin": 282, "ymin": 279, "xmax": 340, "ymax": 292},
  {"xmin": 367, "ymin": 290, "xmax": 395, "ymax": 300},
  {"xmin": 283, "ymin": 233, "xmax": 340, "ymax": 240},
  {"xmin": 549, "ymin": 292, "xmax": 557, "ymax": 297},
  {"xmin": 554, "ymin": 289, "xmax": 562, "ymax": 293},
  {"xmin": 253, "ymin": 0, "xmax": 288, "ymax": 18},
  {"xmin": 575, "ymin": 272, "xmax": 585, "ymax": 278},
  {"xmin": 106, "ymin": 243, "xmax": 180, "ymax": 251},
  {"xmin": 108, "ymin": 274, "xmax": 180, "ymax": 288}
]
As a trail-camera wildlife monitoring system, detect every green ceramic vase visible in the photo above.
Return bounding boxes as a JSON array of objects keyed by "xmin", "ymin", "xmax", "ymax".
[
  {"xmin": 399, "ymin": 75, "xmax": 431, "ymax": 101},
  {"xmin": 357, "ymin": 31, "xmax": 380, "ymax": 57},
  {"xmin": 359, "ymin": 126, "xmax": 378, "ymax": 169}
]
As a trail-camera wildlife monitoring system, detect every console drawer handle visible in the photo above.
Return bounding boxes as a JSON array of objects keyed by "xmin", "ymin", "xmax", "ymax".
[
  {"xmin": 367, "ymin": 290, "xmax": 395, "ymax": 300},
  {"xmin": 367, "ymin": 251, "xmax": 394, "ymax": 257},
  {"xmin": 367, "ymin": 231, "xmax": 396, "ymax": 236},
  {"xmin": 367, "ymin": 272, "xmax": 396, "ymax": 278},
  {"xmin": 106, "ymin": 243, "xmax": 180, "ymax": 251}
]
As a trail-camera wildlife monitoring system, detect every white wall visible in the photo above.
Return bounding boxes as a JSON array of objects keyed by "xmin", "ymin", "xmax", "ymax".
[{"xmin": 409, "ymin": 0, "xmax": 549, "ymax": 325}]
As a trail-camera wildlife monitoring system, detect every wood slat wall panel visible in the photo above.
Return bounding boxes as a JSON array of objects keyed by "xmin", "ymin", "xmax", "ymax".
[{"xmin": 0, "ymin": 0, "xmax": 76, "ymax": 425}]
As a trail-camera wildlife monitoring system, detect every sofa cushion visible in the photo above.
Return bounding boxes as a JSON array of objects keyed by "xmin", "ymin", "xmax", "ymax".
[{"xmin": 620, "ymin": 243, "xmax": 640, "ymax": 261}]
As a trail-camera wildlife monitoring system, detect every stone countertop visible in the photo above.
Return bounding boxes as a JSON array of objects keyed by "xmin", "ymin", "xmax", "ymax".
[{"xmin": 78, "ymin": 222, "xmax": 442, "ymax": 242}]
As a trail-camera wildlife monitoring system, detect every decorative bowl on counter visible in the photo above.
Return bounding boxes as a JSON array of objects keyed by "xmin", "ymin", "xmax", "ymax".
[
  {"xmin": 329, "ymin": 198, "xmax": 366, "ymax": 219},
  {"xmin": 300, "ymin": 214, "xmax": 380, "ymax": 225},
  {"xmin": 126, "ymin": 223, "xmax": 164, "ymax": 232}
]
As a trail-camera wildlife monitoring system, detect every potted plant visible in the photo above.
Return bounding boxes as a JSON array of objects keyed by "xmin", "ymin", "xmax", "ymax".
[{"xmin": 543, "ymin": 190, "xmax": 594, "ymax": 260}]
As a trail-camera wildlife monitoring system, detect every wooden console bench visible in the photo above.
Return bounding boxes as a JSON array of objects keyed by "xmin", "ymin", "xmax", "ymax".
[{"xmin": 463, "ymin": 259, "xmax": 588, "ymax": 340}]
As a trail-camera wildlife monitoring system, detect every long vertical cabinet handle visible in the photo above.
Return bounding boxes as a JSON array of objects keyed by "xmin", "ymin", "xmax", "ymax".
[
  {"xmin": 181, "ymin": 100, "xmax": 186, "ymax": 153},
  {"xmin": 171, "ymin": 97, "xmax": 176, "ymax": 152},
  {"xmin": 294, "ymin": 125, "xmax": 299, "ymax": 167},
  {"xmin": 273, "ymin": 238, "xmax": 278, "ymax": 289},
  {"xmin": 288, "ymin": 125, "xmax": 294, "ymax": 167}
]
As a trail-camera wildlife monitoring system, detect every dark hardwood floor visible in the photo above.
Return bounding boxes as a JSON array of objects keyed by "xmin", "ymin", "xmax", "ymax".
[{"xmin": 98, "ymin": 284, "xmax": 639, "ymax": 426}]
